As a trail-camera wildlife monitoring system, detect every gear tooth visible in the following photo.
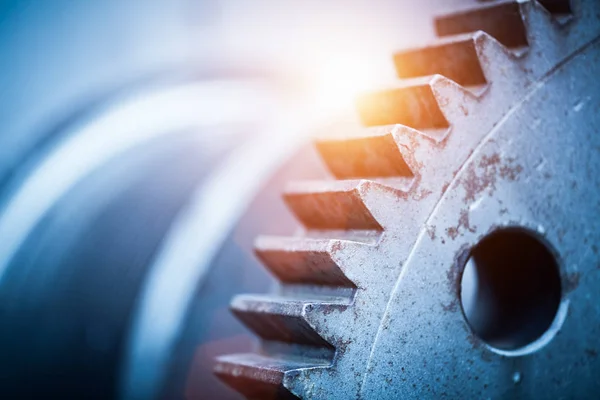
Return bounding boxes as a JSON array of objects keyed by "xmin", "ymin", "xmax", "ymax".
[
  {"xmin": 231, "ymin": 294, "xmax": 346, "ymax": 348},
  {"xmin": 435, "ymin": 0, "xmax": 571, "ymax": 49},
  {"xmin": 356, "ymin": 77, "xmax": 451, "ymax": 129},
  {"xmin": 470, "ymin": 30, "xmax": 525, "ymax": 78},
  {"xmin": 283, "ymin": 180, "xmax": 383, "ymax": 231},
  {"xmin": 492, "ymin": 0, "xmax": 575, "ymax": 79},
  {"xmin": 315, "ymin": 128, "xmax": 414, "ymax": 180},
  {"xmin": 429, "ymin": 74, "xmax": 481, "ymax": 125},
  {"xmin": 394, "ymin": 31, "xmax": 523, "ymax": 89},
  {"xmin": 215, "ymin": 353, "xmax": 313, "ymax": 400},
  {"xmin": 519, "ymin": 0, "xmax": 570, "ymax": 44},
  {"xmin": 255, "ymin": 236, "xmax": 356, "ymax": 287},
  {"xmin": 435, "ymin": 1, "xmax": 529, "ymax": 48},
  {"xmin": 357, "ymin": 76, "xmax": 478, "ymax": 132},
  {"xmin": 394, "ymin": 33, "xmax": 490, "ymax": 86}
]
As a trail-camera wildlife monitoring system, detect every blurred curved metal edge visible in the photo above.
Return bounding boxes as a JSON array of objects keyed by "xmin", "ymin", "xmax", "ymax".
[
  {"xmin": 0, "ymin": 77, "xmax": 280, "ymax": 398},
  {"xmin": 0, "ymin": 132, "xmax": 221, "ymax": 398},
  {"xmin": 0, "ymin": 78, "xmax": 277, "ymax": 284},
  {"xmin": 117, "ymin": 103, "xmax": 341, "ymax": 400},
  {"xmin": 0, "ymin": 63, "xmax": 287, "ymax": 211},
  {"xmin": 0, "ymin": 58, "xmax": 339, "ymax": 399}
]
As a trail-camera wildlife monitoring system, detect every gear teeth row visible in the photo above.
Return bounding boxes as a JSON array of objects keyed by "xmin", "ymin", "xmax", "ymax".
[
  {"xmin": 230, "ymin": 294, "xmax": 347, "ymax": 348},
  {"xmin": 283, "ymin": 180, "xmax": 384, "ymax": 231},
  {"xmin": 215, "ymin": 353, "xmax": 321, "ymax": 400},
  {"xmin": 255, "ymin": 236, "xmax": 356, "ymax": 287}
]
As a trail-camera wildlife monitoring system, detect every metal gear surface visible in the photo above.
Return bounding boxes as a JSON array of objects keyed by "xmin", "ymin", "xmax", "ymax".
[{"xmin": 215, "ymin": 0, "xmax": 600, "ymax": 398}]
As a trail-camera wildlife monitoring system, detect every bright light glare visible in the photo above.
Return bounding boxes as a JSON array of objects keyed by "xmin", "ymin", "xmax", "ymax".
[{"xmin": 308, "ymin": 49, "xmax": 395, "ymax": 115}]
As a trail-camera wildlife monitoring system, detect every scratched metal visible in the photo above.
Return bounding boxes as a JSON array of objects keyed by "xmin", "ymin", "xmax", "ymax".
[{"xmin": 215, "ymin": 1, "xmax": 600, "ymax": 398}]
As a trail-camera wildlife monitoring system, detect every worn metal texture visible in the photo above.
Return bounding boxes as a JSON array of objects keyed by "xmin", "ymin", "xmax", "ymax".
[{"xmin": 215, "ymin": 0, "xmax": 600, "ymax": 398}]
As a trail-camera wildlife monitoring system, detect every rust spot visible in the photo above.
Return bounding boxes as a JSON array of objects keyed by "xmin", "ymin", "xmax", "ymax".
[
  {"xmin": 413, "ymin": 188, "xmax": 433, "ymax": 200},
  {"xmin": 445, "ymin": 210, "xmax": 476, "ymax": 240},
  {"xmin": 320, "ymin": 305, "xmax": 339, "ymax": 316},
  {"xmin": 499, "ymin": 164, "xmax": 524, "ymax": 181},
  {"xmin": 335, "ymin": 338, "xmax": 353, "ymax": 357},
  {"xmin": 564, "ymin": 272, "xmax": 581, "ymax": 293},
  {"xmin": 479, "ymin": 153, "xmax": 501, "ymax": 168},
  {"xmin": 461, "ymin": 162, "xmax": 496, "ymax": 203},
  {"xmin": 426, "ymin": 225, "xmax": 437, "ymax": 240},
  {"xmin": 331, "ymin": 241, "xmax": 342, "ymax": 253},
  {"xmin": 441, "ymin": 300, "xmax": 458, "ymax": 313},
  {"xmin": 446, "ymin": 227, "xmax": 459, "ymax": 240},
  {"xmin": 458, "ymin": 210, "xmax": 476, "ymax": 233},
  {"xmin": 461, "ymin": 153, "xmax": 523, "ymax": 203},
  {"xmin": 448, "ymin": 244, "xmax": 470, "ymax": 294},
  {"xmin": 466, "ymin": 334, "xmax": 483, "ymax": 350},
  {"xmin": 441, "ymin": 182, "xmax": 450, "ymax": 194}
]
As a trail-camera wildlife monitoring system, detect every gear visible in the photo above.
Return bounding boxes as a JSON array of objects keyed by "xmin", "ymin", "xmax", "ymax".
[{"xmin": 215, "ymin": 0, "xmax": 600, "ymax": 398}]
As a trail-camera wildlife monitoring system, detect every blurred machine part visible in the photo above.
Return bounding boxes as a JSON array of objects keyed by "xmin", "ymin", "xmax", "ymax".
[
  {"xmin": 0, "ymin": 76, "xmax": 291, "ymax": 399},
  {"xmin": 0, "ymin": 1, "xmax": 292, "ymax": 399}
]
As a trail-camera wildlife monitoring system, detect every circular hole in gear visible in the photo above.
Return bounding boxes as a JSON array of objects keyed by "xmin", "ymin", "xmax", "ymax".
[{"xmin": 460, "ymin": 227, "xmax": 562, "ymax": 351}]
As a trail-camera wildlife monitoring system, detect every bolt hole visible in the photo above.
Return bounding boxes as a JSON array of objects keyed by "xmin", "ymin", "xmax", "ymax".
[{"xmin": 460, "ymin": 227, "xmax": 562, "ymax": 351}]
